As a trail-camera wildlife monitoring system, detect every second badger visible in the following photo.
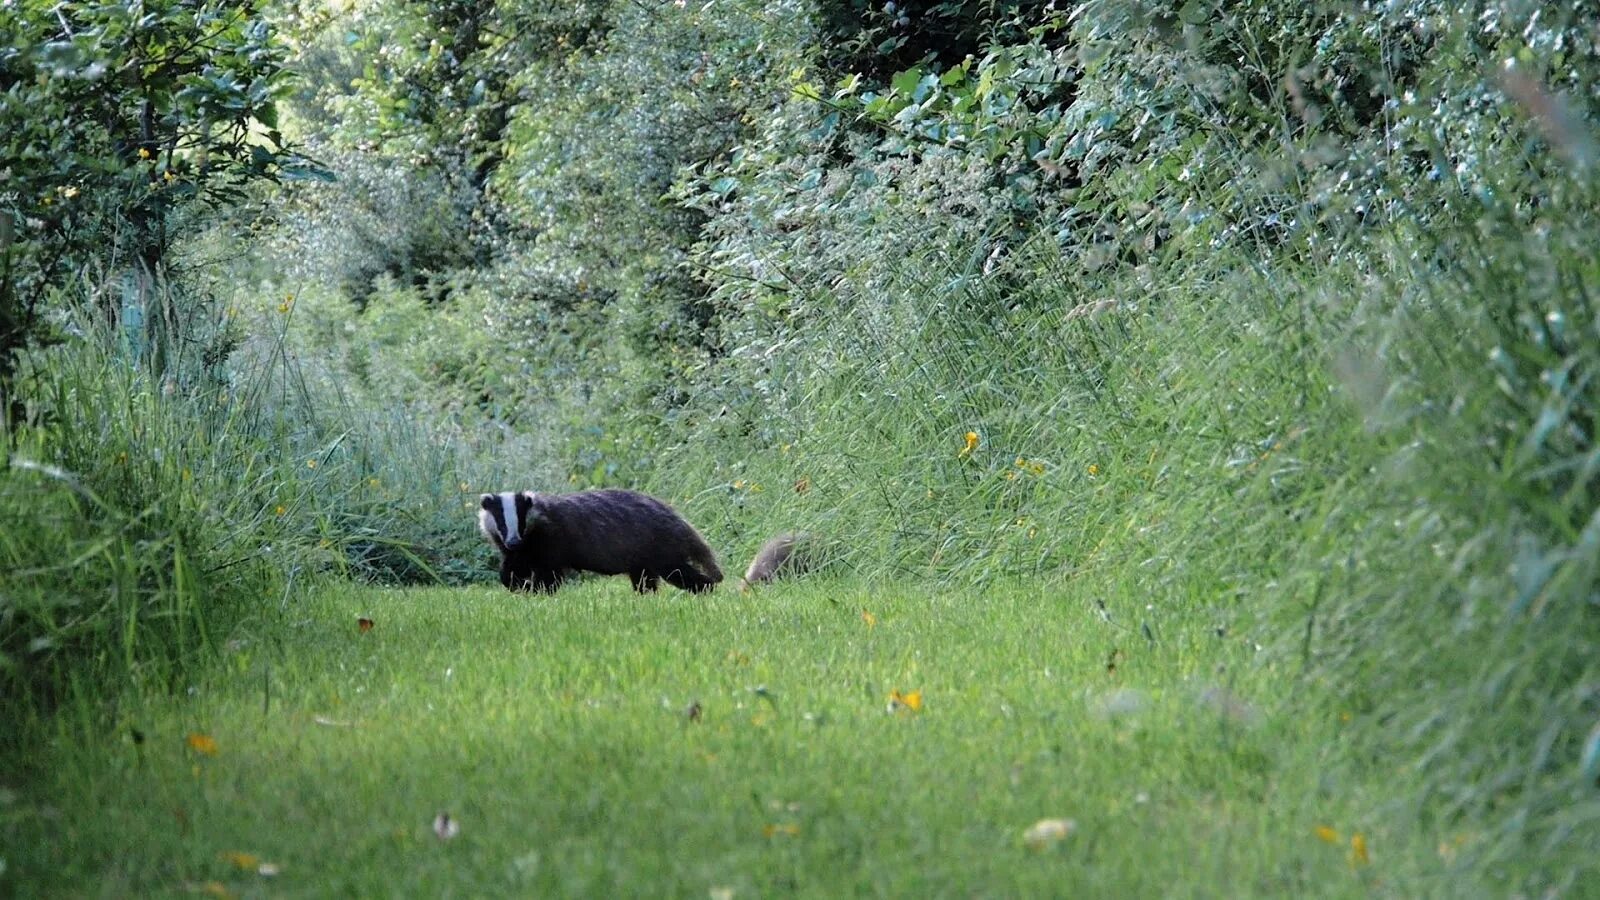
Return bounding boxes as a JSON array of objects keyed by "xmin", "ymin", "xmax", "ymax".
[{"xmin": 478, "ymin": 488, "xmax": 723, "ymax": 594}]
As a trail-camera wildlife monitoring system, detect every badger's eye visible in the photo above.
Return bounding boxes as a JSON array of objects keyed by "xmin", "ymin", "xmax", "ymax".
[{"xmin": 480, "ymin": 495, "xmax": 497, "ymax": 511}]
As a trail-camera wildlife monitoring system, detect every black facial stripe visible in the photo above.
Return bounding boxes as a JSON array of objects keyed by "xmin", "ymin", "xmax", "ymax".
[{"xmin": 484, "ymin": 495, "xmax": 509, "ymax": 537}]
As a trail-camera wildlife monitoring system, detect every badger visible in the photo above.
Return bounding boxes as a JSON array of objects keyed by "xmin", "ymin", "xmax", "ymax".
[
  {"xmin": 738, "ymin": 532, "xmax": 824, "ymax": 591},
  {"xmin": 478, "ymin": 489, "xmax": 723, "ymax": 594}
]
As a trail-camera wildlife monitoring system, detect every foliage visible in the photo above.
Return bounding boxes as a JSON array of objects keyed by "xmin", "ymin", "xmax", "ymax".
[{"xmin": 0, "ymin": 0, "xmax": 305, "ymax": 382}]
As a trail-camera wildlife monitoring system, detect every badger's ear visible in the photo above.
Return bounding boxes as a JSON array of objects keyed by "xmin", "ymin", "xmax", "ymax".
[
  {"xmin": 480, "ymin": 494, "xmax": 497, "ymax": 511},
  {"xmin": 517, "ymin": 491, "xmax": 542, "ymax": 522}
]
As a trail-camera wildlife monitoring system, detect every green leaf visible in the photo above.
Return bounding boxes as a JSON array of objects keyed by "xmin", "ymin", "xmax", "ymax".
[{"xmin": 891, "ymin": 66, "xmax": 925, "ymax": 99}]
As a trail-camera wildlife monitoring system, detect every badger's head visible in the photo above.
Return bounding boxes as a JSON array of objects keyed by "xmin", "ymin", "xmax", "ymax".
[{"xmin": 478, "ymin": 491, "xmax": 538, "ymax": 551}]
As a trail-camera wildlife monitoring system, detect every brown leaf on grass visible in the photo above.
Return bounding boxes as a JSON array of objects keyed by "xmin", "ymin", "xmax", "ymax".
[
  {"xmin": 685, "ymin": 701, "xmax": 702, "ymax": 723},
  {"xmin": 433, "ymin": 812, "xmax": 460, "ymax": 840},
  {"xmin": 357, "ymin": 617, "xmax": 375, "ymax": 633},
  {"xmin": 185, "ymin": 733, "xmax": 218, "ymax": 756}
]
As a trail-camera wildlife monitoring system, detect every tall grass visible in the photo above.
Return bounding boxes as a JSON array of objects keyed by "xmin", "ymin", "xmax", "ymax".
[
  {"xmin": 632, "ymin": 143, "xmax": 1600, "ymax": 893},
  {"xmin": 0, "ymin": 287, "xmax": 528, "ymax": 732}
]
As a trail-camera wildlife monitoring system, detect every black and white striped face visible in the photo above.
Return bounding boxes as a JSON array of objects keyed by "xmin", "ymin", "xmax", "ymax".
[{"xmin": 478, "ymin": 491, "xmax": 537, "ymax": 550}]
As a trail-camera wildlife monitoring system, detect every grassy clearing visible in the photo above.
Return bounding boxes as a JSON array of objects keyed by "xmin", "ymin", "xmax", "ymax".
[{"xmin": 5, "ymin": 577, "xmax": 1433, "ymax": 897}]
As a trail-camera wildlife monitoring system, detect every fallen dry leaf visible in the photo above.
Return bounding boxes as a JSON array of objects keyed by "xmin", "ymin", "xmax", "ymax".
[
  {"xmin": 357, "ymin": 617, "xmax": 375, "ymax": 633},
  {"xmin": 1023, "ymin": 817, "xmax": 1076, "ymax": 849},
  {"xmin": 219, "ymin": 851, "xmax": 259, "ymax": 870},
  {"xmin": 185, "ymin": 733, "xmax": 219, "ymax": 757}
]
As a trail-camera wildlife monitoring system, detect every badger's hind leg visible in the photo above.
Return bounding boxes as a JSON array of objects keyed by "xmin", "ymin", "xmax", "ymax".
[
  {"xmin": 661, "ymin": 566, "xmax": 719, "ymax": 594},
  {"xmin": 631, "ymin": 570, "xmax": 660, "ymax": 593}
]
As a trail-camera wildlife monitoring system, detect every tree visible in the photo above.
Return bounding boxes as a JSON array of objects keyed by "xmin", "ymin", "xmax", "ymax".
[{"xmin": 0, "ymin": 0, "xmax": 304, "ymax": 384}]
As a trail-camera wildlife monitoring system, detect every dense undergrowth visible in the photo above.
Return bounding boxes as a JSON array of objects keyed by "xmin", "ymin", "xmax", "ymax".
[{"xmin": 3, "ymin": 0, "xmax": 1598, "ymax": 892}]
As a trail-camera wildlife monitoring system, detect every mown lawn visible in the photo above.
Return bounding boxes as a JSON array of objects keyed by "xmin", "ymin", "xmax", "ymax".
[{"xmin": 9, "ymin": 578, "xmax": 1432, "ymax": 897}]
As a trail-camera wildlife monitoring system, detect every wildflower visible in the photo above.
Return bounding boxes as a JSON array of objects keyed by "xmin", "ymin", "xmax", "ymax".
[
  {"xmin": 887, "ymin": 689, "xmax": 922, "ymax": 713},
  {"xmin": 369, "ymin": 478, "xmax": 380, "ymax": 488},
  {"xmin": 861, "ymin": 609, "xmax": 877, "ymax": 628},
  {"xmin": 762, "ymin": 823, "xmax": 799, "ymax": 837},
  {"xmin": 60, "ymin": 185, "xmax": 79, "ymax": 198},
  {"xmin": 959, "ymin": 431, "xmax": 979, "ymax": 457},
  {"xmin": 138, "ymin": 147, "xmax": 151, "ymax": 159},
  {"xmin": 1350, "ymin": 833, "xmax": 1370, "ymax": 866},
  {"xmin": 274, "ymin": 505, "xmax": 287, "ymax": 516},
  {"xmin": 163, "ymin": 171, "xmax": 176, "ymax": 183},
  {"xmin": 306, "ymin": 459, "xmax": 317, "ymax": 469},
  {"xmin": 1087, "ymin": 464, "xmax": 1100, "ymax": 476},
  {"xmin": 185, "ymin": 732, "xmax": 219, "ymax": 756},
  {"xmin": 1314, "ymin": 825, "xmax": 1339, "ymax": 844}
]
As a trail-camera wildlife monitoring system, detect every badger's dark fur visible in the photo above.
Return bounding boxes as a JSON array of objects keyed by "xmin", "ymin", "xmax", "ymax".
[
  {"xmin": 738, "ymin": 532, "xmax": 823, "ymax": 591},
  {"xmin": 478, "ymin": 489, "xmax": 723, "ymax": 594}
]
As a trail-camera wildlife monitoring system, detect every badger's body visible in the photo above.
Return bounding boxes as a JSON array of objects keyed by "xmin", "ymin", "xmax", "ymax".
[
  {"xmin": 478, "ymin": 489, "xmax": 723, "ymax": 594},
  {"xmin": 739, "ymin": 532, "xmax": 823, "ymax": 590}
]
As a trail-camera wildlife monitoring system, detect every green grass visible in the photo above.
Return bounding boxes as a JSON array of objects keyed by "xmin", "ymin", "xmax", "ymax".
[{"xmin": 6, "ymin": 577, "xmax": 1446, "ymax": 897}]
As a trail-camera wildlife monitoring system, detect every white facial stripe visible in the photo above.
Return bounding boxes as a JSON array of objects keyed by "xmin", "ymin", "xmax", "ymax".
[{"xmin": 499, "ymin": 492, "xmax": 519, "ymax": 543}]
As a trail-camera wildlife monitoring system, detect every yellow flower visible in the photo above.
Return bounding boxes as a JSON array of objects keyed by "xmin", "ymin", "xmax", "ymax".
[
  {"xmin": 888, "ymin": 689, "xmax": 922, "ymax": 713},
  {"xmin": 1087, "ymin": 464, "xmax": 1100, "ymax": 476},
  {"xmin": 861, "ymin": 609, "xmax": 877, "ymax": 628},
  {"xmin": 369, "ymin": 478, "xmax": 381, "ymax": 488},
  {"xmin": 60, "ymin": 185, "xmax": 79, "ymax": 198},
  {"xmin": 1350, "ymin": 832, "xmax": 1370, "ymax": 866},
  {"xmin": 959, "ymin": 431, "xmax": 980, "ymax": 457},
  {"xmin": 274, "ymin": 505, "xmax": 287, "ymax": 516},
  {"xmin": 138, "ymin": 147, "xmax": 151, "ymax": 159},
  {"xmin": 163, "ymin": 171, "xmax": 176, "ymax": 183},
  {"xmin": 306, "ymin": 459, "xmax": 317, "ymax": 469},
  {"xmin": 185, "ymin": 732, "xmax": 219, "ymax": 756},
  {"xmin": 762, "ymin": 823, "xmax": 799, "ymax": 837},
  {"xmin": 1314, "ymin": 825, "xmax": 1339, "ymax": 844}
]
